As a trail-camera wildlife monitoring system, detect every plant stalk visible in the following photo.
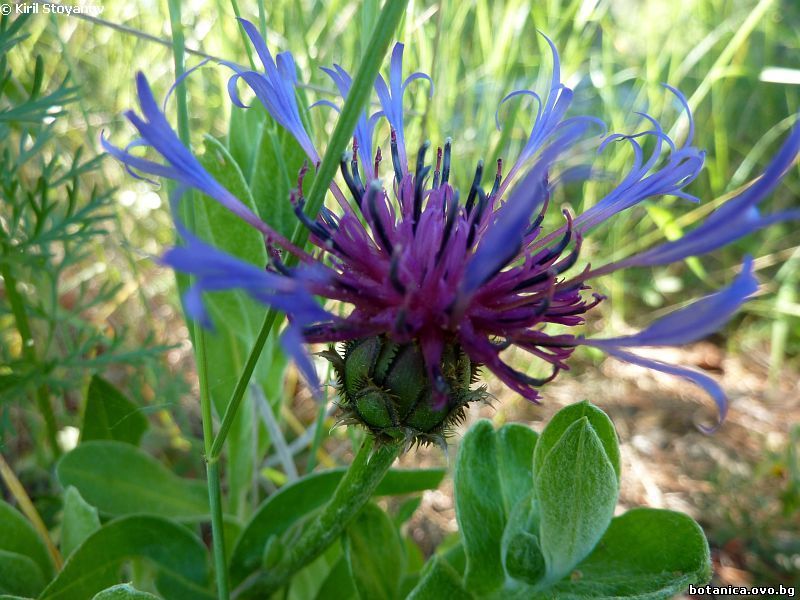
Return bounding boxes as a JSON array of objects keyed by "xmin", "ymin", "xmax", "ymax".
[
  {"xmin": 234, "ymin": 438, "xmax": 401, "ymax": 599},
  {"xmin": 166, "ymin": 1, "xmax": 229, "ymax": 597}
]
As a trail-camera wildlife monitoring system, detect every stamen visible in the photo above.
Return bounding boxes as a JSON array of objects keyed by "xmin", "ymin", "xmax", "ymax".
[
  {"xmin": 292, "ymin": 193, "xmax": 330, "ymax": 241},
  {"xmin": 413, "ymin": 166, "xmax": 431, "ymax": 232},
  {"xmin": 267, "ymin": 247, "xmax": 292, "ymax": 276},
  {"xmin": 351, "ymin": 137, "xmax": 364, "ymax": 196},
  {"xmin": 490, "ymin": 158, "xmax": 503, "ymax": 197},
  {"xmin": 465, "ymin": 160, "xmax": 484, "ymax": 215},
  {"xmin": 516, "ymin": 364, "xmax": 559, "ymax": 387},
  {"xmin": 432, "ymin": 146, "xmax": 443, "ymax": 189},
  {"xmin": 366, "ymin": 181, "xmax": 393, "ymax": 253},
  {"xmin": 536, "ymin": 211, "xmax": 573, "ymax": 264},
  {"xmin": 389, "ymin": 249, "xmax": 405, "ymax": 294},
  {"xmin": 466, "ymin": 188, "xmax": 488, "ymax": 248},
  {"xmin": 390, "ymin": 129, "xmax": 403, "ymax": 182},
  {"xmin": 491, "ymin": 338, "xmax": 513, "ymax": 351},
  {"xmin": 552, "ymin": 234, "xmax": 582, "ymax": 274},
  {"xmin": 442, "ymin": 138, "xmax": 452, "ymax": 185},
  {"xmin": 416, "ymin": 140, "xmax": 431, "ymax": 174},
  {"xmin": 340, "ymin": 153, "xmax": 364, "ymax": 207},
  {"xmin": 297, "ymin": 161, "xmax": 309, "ymax": 192},
  {"xmin": 393, "ymin": 308, "xmax": 409, "ymax": 335},
  {"xmin": 374, "ymin": 147, "xmax": 382, "ymax": 179},
  {"xmin": 436, "ymin": 190, "xmax": 459, "ymax": 264},
  {"xmin": 514, "ymin": 242, "xmax": 579, "ymax": 291},
  {"xmin": 413, "ymin": 142, "xmax": 431, "ymax": 232},
  {"xmin": 525, "ymin": 193, "xmax": 550, "ymax": 236},
  {"xmin": 319, "ymin": 206, "xmax": 340, "ymax": 231}
]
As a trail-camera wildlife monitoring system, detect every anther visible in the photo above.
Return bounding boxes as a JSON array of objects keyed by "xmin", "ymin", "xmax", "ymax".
[
  {"xmin": 432, "ymin": 146, "xmax": 443, "ymax": 189},
  {"xmin": 351, "ymin": 137, "xmax": 364, "ymax": 195},
  {"xmin": 319, "ymin": 206, "xmax": 340, "ymax": 231},
  {"xmin": 436, "ymin": 190, "xmax": 459, "ymax": 264},
  {"xmin": 465, "ymin": 160, "xmax": 484, "ymax": 215},
  {"xmin": 416, "ymin": 141, "xmax": 431, "ymax": 175},
  {"xmin": 413, "ymin": 165, "xmax": 431, "ymax": 232},
  {"xmin": 366, "ymin": 181, "xmax": 393, "ymax": 253},
  {"xmin": 374, "ymin": 147, "xmax": 382, "ymax": 179},
  {"xmin": 390, "ymin": 129, "xmax": 403, "ymax": 182},
  {"xmin": 412, "ymin": 142, "xmax": 432, "ymax": 230},
  {"xmin": 389, "ymin": 249, "xmax": 405, "ymax": 294},
  {"xmin": 340, "ymin": 153, "xmax": 364, "ymax": 207},
  {"xmin": 490, "ymin": 158, "xmax": 503, "ymax": 197},
  {"xmin": 525, "ymin": 193, "xmax": 550, "ymax": 236},
  {"xmin": 267, "ymin": 247, "xmax": 292, "ymax": 276},
  {"xmin": 537, "ymin": 211, "xmax": 574, "ymax": 264},
  {"xmin": 292, "ymin": 196, "xmax": 330, "ymax": 242},
  {"xmin": 297, "ymin": 161, "xmax": 309, "ymax": 192},
  {"xmin": 466, "ymin": 188, "xmax": 488, "ymax": 248},
  {"xmin": 442, "ymin": 138, "xmax": 452, "ymax": 185}
]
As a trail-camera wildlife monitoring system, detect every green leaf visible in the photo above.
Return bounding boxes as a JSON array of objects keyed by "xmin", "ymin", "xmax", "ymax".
[
  {"xmin": 314, "ymin": 557, "xmax": 356, "ymax": 600},
  {"xmin": 0, "ymin": 550, "xmax": 45, "ymax": 597},
  {"xmin": 545, "ymin": 508, "xmax": 711, "ymax": 599},
  {"xmin": 496, "ymin": 423, "xmax": 538, "ymax": 513},
  {"xmin": 344, "ymin": 503, "xmax": 406, "ymax": 600},
  {"xmin": 286, "ymin": 544, "xmax": 341, "ymax": 600},
  {"xmin": 81, "ymin": 375, "xmax": 148, "ymax": 445},
  {"xmin": 373, "ymin": 468, "xmax": 446, "ymax": 496},
  {"xmin": 500, "ymin": 488, "xmax": 545, "ymax": 586},
  {"xmin": 454, "ymin": 420, "xmax": 506, "ymax": 593},
  {"xmin": 194, "ymin": 135, "xmax": 269, "ymax": 339},
  {"xmin": 40, "ymin": 515, "xmax": 211, "ymax": 600},
  {"xmin": 227, "ymin": 104, "xmax": 267, "ymax": 179},
  {"xmin": 440, "ymin": 539, "xmax": 466, "ymax": 575},
  {"xmin": 504, "ymin": 530, "xmax": 546, "ymax": 586},
  {"xmin": 533, "ymin": 401, "xmax": 620, "ymax": 482},
  {"xmin": 394, "ymin": 496, "xmax": 422, "ymax": 527},
  {"xmin": 406, "ymin": 557, "xmax": 472, "ymax": 600},
  {"xmin": 56, "ymin": 441, "xmax": 209, "ymax": 520},
  {"xmin": 231, "ymin": 467, "xmax": 446, "ymax": 584},
  {"xmin": 92, "ymin": 584, "xmax": 161, "ymax": 599},
  {"xmin": 61, "ymin": 486, "xmax": 100, "ymax": 557},
  {"xmin": 0, "ymin": 500, "xmax": 54, "ymax": 580},
  {"xmin": 536, "ymin": 418, "xmax": 619, "ymax": 582},
  {"xmin": 248, "ymin": 123, "xmax": 307, "ymax": 238}
]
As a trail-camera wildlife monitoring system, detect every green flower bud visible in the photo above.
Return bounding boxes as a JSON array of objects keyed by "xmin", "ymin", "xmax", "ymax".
[{"xmin": 323, "ymin": 336, "xmax": 487, "ymax": 448}]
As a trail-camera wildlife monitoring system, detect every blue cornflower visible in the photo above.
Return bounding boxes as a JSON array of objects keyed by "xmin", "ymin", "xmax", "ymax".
[{"xmin": 104, "ymin": 19, "xmax": 799, "ymax": 443}]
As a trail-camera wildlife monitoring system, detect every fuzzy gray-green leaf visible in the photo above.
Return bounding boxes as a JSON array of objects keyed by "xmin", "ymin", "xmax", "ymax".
[
  {"xmin": 533, "ymin": 401, "xmax": 620, "ymax": 482},
  {"xmin": 536, "ymin": 418, "xmax": 619, "ymax": 582},
  {"xmin": 454, "ymin": 420, "xmax": 506, "ymax": 593},
  {"xmin": 544, "ymin": 508, "xmax": 711, "ymax": 599}
]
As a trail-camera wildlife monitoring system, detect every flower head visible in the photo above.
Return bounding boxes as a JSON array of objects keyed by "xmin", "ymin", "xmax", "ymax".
[{"xmin": 105, "ymin": 20, "xmax": 800, "ymax": 444}]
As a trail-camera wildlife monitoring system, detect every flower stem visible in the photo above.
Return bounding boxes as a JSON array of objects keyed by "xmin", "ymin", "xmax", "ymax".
[
  {"xmin": 166, "ymin": 1, "xmax": 229, "ymax": 597},
  {"xmin": 233, "ymin": 438, "xmax": 401, "ymax": 599}
]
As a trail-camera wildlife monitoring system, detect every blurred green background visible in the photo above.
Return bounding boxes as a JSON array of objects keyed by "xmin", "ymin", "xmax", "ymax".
[{"xmin": 2, "ymin": 0, "xmax": 799, "ymax": 594}]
